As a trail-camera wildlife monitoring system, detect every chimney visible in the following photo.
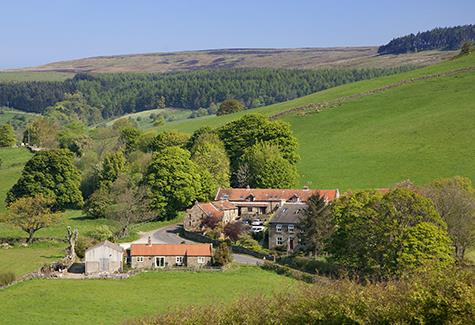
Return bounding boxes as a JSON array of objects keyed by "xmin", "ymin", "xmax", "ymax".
[
  {"xmin": 147, "ymin": 236, "xmax": 152, "ymax": 246},
  {"xmin": 303, "ymin": 185, "xmax": 309, "ymax": 190},
  {"xmin": 246, "ymin": 185, "xmax": 250, "ymax": 189}
]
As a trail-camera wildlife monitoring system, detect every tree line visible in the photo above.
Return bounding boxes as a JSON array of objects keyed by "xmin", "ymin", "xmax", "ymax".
[
  {"xmin": 0, "ymin": 67, "xmax": 412, "ymax": 120},
  {"xmin": 378, "ymin": 24, "xmax": 475, "ymax": 54}
]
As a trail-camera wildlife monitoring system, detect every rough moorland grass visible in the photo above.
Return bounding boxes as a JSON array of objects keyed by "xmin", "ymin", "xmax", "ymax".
[
  {"xmin": 105, "ymin": 107, "xmax": 193, "ymax": 129},
  {"xmin": 0, "ymin": 147, "xmax": 32, "ymax": 212},
  {"xmin": 0, "ymin": 241, "xmax": 66, "ymax": 277},
  {"xmin": 0, "ymin": 71, "xmax": 74, "ymax": 82},
  {"xmin": 0, "ymin": 266, "xmax": 295, "ymax": 325}
]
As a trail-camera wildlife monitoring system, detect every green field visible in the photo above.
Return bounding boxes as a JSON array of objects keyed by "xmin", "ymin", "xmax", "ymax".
[
  {"xmin": 0, "ymin": 266, "xmax": 294, "ymax": 325},
  {"xmin": 0, "ymin": 148, "xmax": 32, "ymax": 212},
  {"xmin": 106, "ymin": 107, "xmax": 193, "ymax": 129},
  {"xmin": 159, "ymin": 53, "xmax": 475, "ymax": 190},
  {"xmin": 0, "ymin": 108, "xmax": 38, "ymax": 125},
  {"xmin": 0, "ymin": 71, "xmax": 74, "ymax": 82}
]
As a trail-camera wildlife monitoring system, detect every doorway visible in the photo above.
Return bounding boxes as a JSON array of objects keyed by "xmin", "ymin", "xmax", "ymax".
[{"xmin": 155, "ymin": 256, "xmax": 165, "ymax": 268}]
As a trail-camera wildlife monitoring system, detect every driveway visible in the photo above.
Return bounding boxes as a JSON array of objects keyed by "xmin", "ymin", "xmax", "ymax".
[{"xmin": 121, "ymin": 224, "xmax": 263, "ymax": 266}]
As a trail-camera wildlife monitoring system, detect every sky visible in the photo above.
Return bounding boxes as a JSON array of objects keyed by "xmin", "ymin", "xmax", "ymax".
[{"xmin": 1, "ymin": 0, "xmax": 474, "ymax": 68}]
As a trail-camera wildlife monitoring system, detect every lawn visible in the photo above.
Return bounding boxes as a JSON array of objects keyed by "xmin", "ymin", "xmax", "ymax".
[
  {"xmin": 0, "ymin": 266, "xmax": 295, "ymax": 325},
  {"xmin": 0, "ymin": 241, "xmax": 66, "ymax": 277},
  {"xmin": 0, "ymin": 147, "xmax": 32, "ymax": 212}
]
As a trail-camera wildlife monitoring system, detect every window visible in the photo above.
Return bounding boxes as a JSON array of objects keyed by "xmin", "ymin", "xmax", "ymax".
[
  {"xmin": 197, "ymin": 256, "xmax": 205, "ymax": 264},
  {"xmin": 137, "ymin": 256, "xmax": 144, "ymax": 262},
  {"xmin": 288, "ymin": 224, "xmax": 294, "ymax": 233},
  {"xmin": 276, "ymin": 236, "xmax": 283, "ymax": 246},
  {"xmin": 176, "ymin": 256, "xmax": 184, "ymax": 265},
  {"xmin": 223, "ymin": 194, "xmax": 229, "ymax": 200},
  {"xmin": 276, "ymin": 224, "xmax": 282, "ymax": 233},
  {"xmin": 247, "ymin": 207, "xmax": 253, "ymax": 212}
]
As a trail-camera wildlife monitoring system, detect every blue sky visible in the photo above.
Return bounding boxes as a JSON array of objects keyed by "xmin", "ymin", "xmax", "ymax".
[{"xmin": 1, "ymin": 0, "xmax": 474, "ymax": 68}]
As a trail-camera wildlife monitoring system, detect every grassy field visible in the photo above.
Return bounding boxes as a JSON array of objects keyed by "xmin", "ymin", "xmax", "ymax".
[
  {"xmin": 0, "ymin": 148, "xmax": 32, "ymax": 212},
  {"xmin": 0, "ymin": 266, "xmax": 294, "ymax": 325},
  {"xmin": 0, "ymin": 108, "xmax": 38, "ymax": 125},
  {"xmin": 106, "ymin": 107, "xmax": 193, "ymax": 130},
  {"xmin": 21, "ymin": 48, "xmax": 453, "ymax": 73},
  {"xmin": 159, "ymin": 53, "xmax": 475, "ymax": 190},
  {"xmin": 0, "ymin": 71, "xmax": 74, "ymax": 82},
  {"xmin": 0, "ymin": 241, "xmax": 66, "ymax": 277}
]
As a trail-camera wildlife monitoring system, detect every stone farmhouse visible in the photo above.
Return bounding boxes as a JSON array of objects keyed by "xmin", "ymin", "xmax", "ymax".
[
  {"xmin": 214, "ymin": 187, "xmax": 339, "ymax": 220},
  {"xmin": 130, "ymin": 242, "xmax": 213, "ymax": 269},
  {"xmin": 184, "ymin": 200, "xmax": 238, "ymax": 232},
  {"xmin": 268, "ymin": 203, "xmax": 307, "ymax": 252},
  {"xmin": 85, "ymin": 240, "xmax": 124, "ymax": 274}
]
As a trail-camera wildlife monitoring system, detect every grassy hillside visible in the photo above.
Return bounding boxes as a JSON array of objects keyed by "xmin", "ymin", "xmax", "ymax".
[
  {"xmin": 160, "ymin": 53, "xmax": 475, "ymax": 190},
  {"xmin": 0, "ymin": 148, "xmax": 32, "ymax": 212},
  {"xmin": 105, "ymin": 107, "xmax": 193, "ymax": 129},
  {"xmin": 21, "ymin": 48, "xmax": 453, "ymax": 73},
  {"xmin": 0, "ymin": 71, "xmax": 73, "ymax": 82},
  {"xmin": 0, "ymin": 266, "xmax": 294, "ymax": 325}
]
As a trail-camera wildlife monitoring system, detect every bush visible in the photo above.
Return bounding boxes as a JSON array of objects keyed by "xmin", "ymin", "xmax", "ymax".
[
  {"xmin": 277, "ymin": 255, "xmax": 338, "ymax": 277},
  {"xmin": 88, "ymin": 225, "xmax": 113, "ymax": 241},
  {"xmin": 0, "ymin": 272, "xmax": 16, "ymax": 286},
  {"xmin": 213, "ymin": 241, "xmax": 232, "ymax": 266},
  {"xmin": 236, "ymin": 234, "xmax": 265, "ymax": 253},
  {"xmin": 75, "ymin": 236, "xmax": 96, "ymax": 259}
]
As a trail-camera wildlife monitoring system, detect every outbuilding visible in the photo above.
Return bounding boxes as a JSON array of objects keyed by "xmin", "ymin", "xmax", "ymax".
[{"xmin": 85, "ymin": 240, "xmax": 124, "ymax": 274}]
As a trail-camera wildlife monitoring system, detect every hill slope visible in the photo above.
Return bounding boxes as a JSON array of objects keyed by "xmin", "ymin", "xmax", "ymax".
[
  {"xmin": 161, "ymin": 53, "xmax": 475, "ymax": 190},
  {"xmin": 18, "ymin": 48, "xmax": 454, "ymax": 74}
]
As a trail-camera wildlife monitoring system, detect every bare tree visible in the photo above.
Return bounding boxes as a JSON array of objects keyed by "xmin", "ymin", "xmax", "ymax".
[
  {"xmin": 423, "ymin": 177, "xmax": 475, "ymax": 261},
  {"xmin": 107, "ymin": 174, "xmax": 154, "ymax": 238},
  {"xmin": 66, "ymin": 226, "xmax": 79, "ymax": 261}
]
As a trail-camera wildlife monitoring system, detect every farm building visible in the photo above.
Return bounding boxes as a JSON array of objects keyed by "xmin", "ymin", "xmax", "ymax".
[
  {"xmin": 85, "ymin": 241, "xmax": 124, "ymax": 274},
  {"xmin": 130, "ymin": 243, "xmax": 213, "ymax": 269}
]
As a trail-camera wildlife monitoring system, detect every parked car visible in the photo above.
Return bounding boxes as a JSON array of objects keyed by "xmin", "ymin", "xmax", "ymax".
[
  {"xmin": 251, "ymin": 225, "xmax": 265, "ymax": 233},
  {"xmin": 251, "ymin": 219, "xmax": 263, "ymax": 226}
]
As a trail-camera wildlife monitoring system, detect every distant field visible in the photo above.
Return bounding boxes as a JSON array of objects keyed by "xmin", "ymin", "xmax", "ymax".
[
  {"xmin": 106, "ymin": 107, "xmax": 193, "ymax": 129},
  {"xmin": 0, "ymin": 266, "xmax": 294, "ymax": 325},
  {"xmin": 0, "ymin": 71, "xmax": 74, "ymax": 82},
  {"xmin": 0, "ymin": 148, "xmax": 32, "ymax": 212},
  {"xmin": 20, "ymin": 48, "xmax": 454, "ymax": 73},
  {"xmin": 160, "ymin": 53, "xmax": 475, "ymax": 190}
]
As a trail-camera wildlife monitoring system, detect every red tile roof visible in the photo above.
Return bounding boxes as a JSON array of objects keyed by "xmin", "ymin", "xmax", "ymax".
[
  {"xmin": 211, "ymin": 200, "xmax": 237, "ymax": 210},
  {"xmin": 215, "ymin": 188, "xmax": 339, "ymax": 202},
  {"xmin": 198, "ymin": 202, "xmax": 224, "ymax": 219},
  {"xmin": 130, "ymin": 244, "xmax": 213, "ymax": 257}
]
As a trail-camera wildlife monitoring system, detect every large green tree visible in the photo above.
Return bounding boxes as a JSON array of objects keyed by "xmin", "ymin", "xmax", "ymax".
[
  {"xmin": 0, "ymin": 123, "xmax": 16, "ymax": 147},
  {"xmin": 147, "ymin": 130, "xmax": 189, "ymax": 152},
  {"xmin": 6, "ymin": 149, "xmax": 83, "ymax": 210},
  {"xmin": 217, "ymin": 99, "xmax": 244, "ymax": 116},
  {"xmin": 144, "ymin": 146, "xmax": 213, "ymax": 218},
  {"xmin": 238, "ymin": 142, "xmax": 298, "ymax": 188},
  {"xmin": 328, "ymin": 189, "xmax": 453, "ymax": 279},
  {"xmin": 98, "ymin": 150, "xmax": 127, "ymax": 189},
  {"xmin": 423, "ymin": 176, "xmax": 475, "ymax": 261},
  {"xmin": 190, "ymin": 132, "xmax": 230, "ymax": 191}
]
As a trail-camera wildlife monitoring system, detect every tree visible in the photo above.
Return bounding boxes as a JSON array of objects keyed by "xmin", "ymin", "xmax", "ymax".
[
  {"xmin": 147, "ymin": 130, "xmax": 189, "ymax": 152},
  {"xmin": 1, "ymin": 194, "xmax": 61, "ymax": 244},
  {"xmin": 23, "ymin": 117, "xmax": 59, "ymax": 148},
  {"xmin": 65, "ymin": 226, "xmax": 79, "ymax": 261},
  {"xmin": 119, "ymin": 126, "xmax": 142, "ymax": 154},
  {"xmin": 223, "ymin": 222, "xmax": 243, "ymax": 242},
  {"xmin": 0, "ymin": 124, "xmax": 16, "ymax": 147},
  {"xmin": 144, "ymin": 146, "xmax": 213, "ymax": 218},
  {"xmin": 107, "ymin": 175, "xmax": 154, "ymax": 238},
  {"xmin": 328, "ymin": 189, "xmax": 453, "ymax": 279},
  {"xmin": 217, "ymin": 99, "xmax": 245, "ymax": 116},
  {"xmin": 213, "ymin": 241, "xmax": 233, "ymax": 266},
  {"xmin": 459, "ymin": 41, "xmax": 475, "ymax": 56},
  {"xmin": 98, "ymin": 150, "xmax": 127, "ymax": 189},
  {"xmin": 190, "ymin": 132, "xmax": 231, "ymax": 190},
  {"xmin": 83, "ymin": 186, "xmax": 112, "ymax": 219},
  {"xmin": 6, "ymin": 149, "xmax": 83, "ymax": 210},
  {"xmin": 58, "ymin": 122, "xmax": 92, "ymax": 157},
  {"xmin": 238, "ymin": 142, "xmax": 298, "ymax": 188},
  {"xmin": 423, "ymin": 177, "xmax": 475, "ymax": 261},
  {"xmin": 298, "ymin": 193, "xmax": 332, "ymax": 257}
]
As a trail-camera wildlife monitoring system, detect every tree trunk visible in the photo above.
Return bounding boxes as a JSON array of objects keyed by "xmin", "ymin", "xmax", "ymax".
[
  {"xmin": 26, "ymin": 230, "xmax": 35, "ymax": 245},
  {"xmin": 66, "ymin": 226, "xmax": 78, "ymax": 261}
]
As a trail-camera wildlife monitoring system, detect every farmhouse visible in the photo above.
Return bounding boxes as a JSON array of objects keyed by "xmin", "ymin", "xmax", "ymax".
[
  {"xmin": 130, "ymin": 243, "xmax": 213, "ymax": 269},
  {"xmin": 268, "ymin": 203, "xmax": 307, "ymax": 252},
  {"xmin": 215, "ymin": 187, "xmax": 339, "ymax": 219},
  {"xmin": 85, "ymin": 240, "xmax": 124, "ymax": 274},
  {"xmin": 184, "ymin": 200, "xmax": 238, "ymax": 232}
]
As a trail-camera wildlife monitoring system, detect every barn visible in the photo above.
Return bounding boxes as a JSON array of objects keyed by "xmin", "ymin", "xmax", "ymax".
[{"xmin": 85, "ymin": 240, "xmax": 124, "ymax": 274}]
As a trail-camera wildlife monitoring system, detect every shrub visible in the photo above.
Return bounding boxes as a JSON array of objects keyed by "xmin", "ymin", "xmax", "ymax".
[
  {"xmin": 213, "ymin": 241, "xmax": 232, "ymax": 266},
  {"xmin": 75, "ymin": 236, "xmax": 96, "ymax": 259},
  {"xmin": 236, "ymin": 234, "xmax": 265, "ymax": 253},
  {"xmin": 0, "ymin": 272, "xmax": 16, "ymax": 286},
  {"xmin": 88, "ymin": 225, "xmax": 113, "ymax": 241}
]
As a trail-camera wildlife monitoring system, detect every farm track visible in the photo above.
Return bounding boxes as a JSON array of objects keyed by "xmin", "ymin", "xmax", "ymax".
[{"xmin": 270, "ymin": 65, "xmax": 475, "ymax": 119}]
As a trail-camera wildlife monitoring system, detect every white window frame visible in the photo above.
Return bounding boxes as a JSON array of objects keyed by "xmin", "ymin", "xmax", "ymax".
[
  {"xmin": 276, "ymin": 224, "xmax": 283, "ymax": 233},
  {"xmin": 288, "ymin": 224, "xmax": 294, "ymax": 233},
  {"xmin": 137, "ymin": 256, "xmax": 144, "ymax": 262},
  {"xmin": 176, "ymin": 256, "xmax": 184, "ymax": 265},
  {"xmin": 197, "ymin": 256, "xmax": 205, "ymax": 264},
  {"xmin": 276, "ymin": 236, "xmax": 283, "ymax": 246}
]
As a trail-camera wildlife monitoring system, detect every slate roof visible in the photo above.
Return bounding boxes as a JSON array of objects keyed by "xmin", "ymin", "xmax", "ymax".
[
  {"xmin": 85, "ymin": 240, "xmax": 124, "ymax": 253},
  {"xmin": 269, "ymin": 203, "xmax": 308, "ymax": 224},
  {"xmin": 215, "ymin": 188, "xmax": 339, "ymax": 202},
  {"xmin": 130, "ymin": 244, "xmax": 213, "ymax": 257}
]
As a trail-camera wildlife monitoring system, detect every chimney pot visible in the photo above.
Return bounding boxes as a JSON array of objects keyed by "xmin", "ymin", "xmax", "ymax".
[{"xmin": 147, "ymin": 236, "xmax": 152, "ymax": 246}]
